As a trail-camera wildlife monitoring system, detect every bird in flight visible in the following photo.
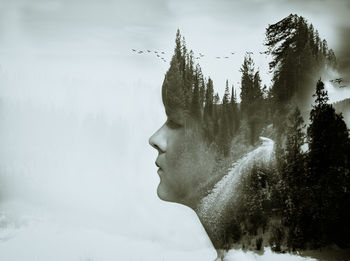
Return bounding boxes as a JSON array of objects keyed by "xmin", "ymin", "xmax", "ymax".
[
  {"xmin": 132, "ymin": 49, "xmax": 136, "ymax": 52},
  {"xmin": 216, "ymin": 57, "xmax": 221, "ymax": 59},
  {"xmin": 330, "ymin": 78, "xmax": 348, "ymax": 88},
  {"xmin": 246, "ymin": 51, "xmax": 253, "ymax": 55},
  {"xmin": 330, "ymin": 78, "xmax": 344, "ymax": 85},
  {"xmin": 231, "ymin": 52, "xmax": 235, "ymax": 55}
]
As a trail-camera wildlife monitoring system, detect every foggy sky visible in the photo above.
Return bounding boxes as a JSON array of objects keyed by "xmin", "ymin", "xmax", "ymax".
[{"xmin": 1, "ymin": 0, "xmax": 349, "ymax": 100}]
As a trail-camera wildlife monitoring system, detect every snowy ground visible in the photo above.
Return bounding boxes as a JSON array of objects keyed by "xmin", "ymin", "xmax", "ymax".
[{"xmin": 0, "ymin": 204, "xmax": 316, "ymax": 261}]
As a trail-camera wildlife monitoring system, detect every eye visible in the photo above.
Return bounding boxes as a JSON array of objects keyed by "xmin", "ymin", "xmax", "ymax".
[{"xmin": 166, "ymin": 119, "xmax": 182, "ymax": 129}]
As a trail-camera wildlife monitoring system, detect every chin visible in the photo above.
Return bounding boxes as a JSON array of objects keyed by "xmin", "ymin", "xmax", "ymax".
[
  {"xmin": 157, "ymin": 183, "xmax": 193, "ymax": 207},
  {"xmin": 157, "ymin": 181, "xmax": 183, "ymax": 204},
  {"xmin": 157, "ymin": 183, "xmax": 173, "ymax": 202}
]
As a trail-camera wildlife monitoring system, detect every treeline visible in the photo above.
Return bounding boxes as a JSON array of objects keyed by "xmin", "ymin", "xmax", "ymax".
[
  {"xmin": 164, "ymin": 14, "xmax": 350, "ymax": 252},
  {"xmin": 278, "ymin": 79, "xmax": 350, "ymax": 250},
  {"xmin": 165, "ymin": 14, "xmax": 338, "ymax": 157},
  {"xmin": 266, "ymin": 14, "xmax": 336, "ymax": 107},
  {"xmin": 227, "ymin": 79, "xmax": 350, "ymax": 252},
  {"xmin": 164, "ymin": 29, "xmax": 270, "ymax": 156},
  {"xmin": 265, "ymin": 14, "xmax": 350, "ymax": 250},
  {"xmin": 221, "ymin": 15, "xmax": 350, "ymax": 252},
  {"xmin": 163, "ymin": 29, "xmax": 240, "ymax": 156}
]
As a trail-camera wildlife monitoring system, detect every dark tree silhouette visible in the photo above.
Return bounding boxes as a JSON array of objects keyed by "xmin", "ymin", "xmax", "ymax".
[{"xmin": 306, "ymin": 79, "xmax": 350, "ymax": 248}]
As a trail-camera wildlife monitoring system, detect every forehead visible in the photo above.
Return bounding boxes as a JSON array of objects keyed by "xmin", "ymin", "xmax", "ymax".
[{"xmin": 166, "ymin": 108, "xmax": 185, "ymax": 122}]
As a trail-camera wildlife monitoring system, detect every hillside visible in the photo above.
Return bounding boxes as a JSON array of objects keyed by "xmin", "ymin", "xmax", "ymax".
[{"xmin": 333, "ymin": 98, "xmax": 350, "ymax": 127}]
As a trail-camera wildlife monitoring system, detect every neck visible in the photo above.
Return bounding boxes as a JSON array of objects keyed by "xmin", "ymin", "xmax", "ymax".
[{"xmin": 192, "ymin": 204, "xmax": 229, "ymax": 261}]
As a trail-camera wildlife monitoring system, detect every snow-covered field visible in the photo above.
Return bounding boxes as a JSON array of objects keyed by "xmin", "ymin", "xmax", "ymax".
[
  {"xmin": 0, "ymin": 202, "xmax": 215, "ymax": 261},
  {"xmin": 0, "ymin": 202, "xmax": 314, "ymax": 261}
]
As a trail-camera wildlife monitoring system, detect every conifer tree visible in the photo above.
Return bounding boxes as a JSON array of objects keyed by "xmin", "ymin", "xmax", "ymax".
[
  {"xmin": 265, "ymin": 14, "xmax": 332, "ymax": 107},
  {"xmin": 204, "ymin": 78, "xmax": 214, "ymax": 118},
  {"xmin": 175, "ymin": 29, "xmax": 183, "ymax": 68},
  {"xmin": 306, "ymin": 79, "xmax": 350, "ymax": 247},
  {"xmin": 213, "ymin": 92, "xmax": 220, "ymax": 138},
  {"xmin": 230, "ymin": 85, "xmax": 240, "ymax": 133},
  {"xmin": 240, "ymin": 55, "xmax": 264, "ymax": 144},
  {"xmin": 218, "ymin": 83, "xmax": 231, "ymax": 156},
  {"xmin": 281, "ymin": 107, "xmax": 307, "ymax": 249},
  {"xmin": 203, "ymin": 77, "xmax": 214, "ymax": 141},
  {"xmin": 198, "ymin": 67, "xmax": 206, "ymax": 109},
  {"xmin": 191, "ymin": 65, "xmax": 201, "ymax": 120},
  {"xmin": 214, "ymin": 92, "xmax": 220, "ymax": 104},
  {"xmin": 240, "ymin": 55, "xmax": 255, "ymax": 115},
  {"xmin": 162, "ymin": 55, "xmax": 186, "ymax": 116}
]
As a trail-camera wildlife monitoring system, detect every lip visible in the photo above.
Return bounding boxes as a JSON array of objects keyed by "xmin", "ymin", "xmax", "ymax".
[
  {"xmin": 157, "ymin": 168, "xmax": 164, "ymax": 177},
  {"xmin": 155, "ymin": 161, "xmax": 163, "ymax": 169},
  {"xmin": 155, "ymin": 161, "xmax": 164, "ymax": 175}
]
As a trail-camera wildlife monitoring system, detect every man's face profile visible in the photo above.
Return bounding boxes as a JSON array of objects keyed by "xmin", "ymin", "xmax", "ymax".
[{"xmin": 149, "ymin": 111, "xmax": 213, "ymax": 208}]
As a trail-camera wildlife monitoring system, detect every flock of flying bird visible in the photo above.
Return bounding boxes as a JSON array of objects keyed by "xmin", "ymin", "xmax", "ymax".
[
  {"xmin": 131, "ymin": 49, "xmax": 168, "ymax": 63},
  {"xmin": 330, "ymin": 78, "xmax": 347, "ymax": 88},
  {"xmin": 131, "ymin": 49, "xmax": 347, "ymax": 88},
  {"xmin": 131, "ymin": 49, "xmax": 270, "ymax": 63}
]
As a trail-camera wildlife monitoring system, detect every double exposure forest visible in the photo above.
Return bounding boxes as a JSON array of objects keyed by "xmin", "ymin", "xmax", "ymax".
[{"xmin": 163, "ymin": 14, "xmax": 350, "ymax": 253}]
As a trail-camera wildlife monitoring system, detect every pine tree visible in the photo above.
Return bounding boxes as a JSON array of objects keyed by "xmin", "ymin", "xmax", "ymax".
[
  {"xmin": 213, "ymin": 92, "xmax": 220, "ymax": 139},
  {"xmin": 223, "ymin": 80, "xmax": 230, "ymax": 106},
  {"xmin": 218, "ymin": 81, "xmax": 232, "ymax": 155},
  {"xmin": 184, "ymin": 50, "xmax": 194, "ymax": 110},
  {"xmin": 204, "ymin": 77, "xmax": 214, "ymax": 118},
  {"xmin": 214, "ymin": 92, "xmax": 220, "ymax": 104},
  {"xmin": 239, "ymin": 55, "xmax": 265, "ymax": 144},
  {"xmin": 281, "ymin": 106, "xmax": 307, "ymax": 249},
  {"xmin": 230, "ymin": 84, "xmax": 239, "ymax": 134},
  {"xmin": 162, "ymin": 55, "xmax": 186, "ymax": 116},
  {"xmin": 181, "ymin": 36, "xmax": 187, "ymax": 77},
  {"xmin": 306, "ymin": 79, "xmax": 350, "ymax": 248},
  {"xmin": 175, "ymin": 29, "xmax": 182, "ymax": 67},
  {"xmin": 203, "ymin": 78, "xmax": 215, "ymax": 141},
  {"xmin": 265, "ymin": 15, "xmax": 332, "ymax": 107},
  {"xmin": 191, "ymin": 64, "xmax": 201, "ymax": 120},
  {"xmin": 198, "ymin": 67, "xmax": 206, "ymax": 110},
  {"xmin": 240, "ymin": 55, "xmax": 255, "ymax": 115}
]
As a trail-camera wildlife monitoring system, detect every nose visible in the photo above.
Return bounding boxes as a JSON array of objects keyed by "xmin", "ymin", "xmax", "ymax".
[{"xmin": 149, "ymin": 125, "xmax": 166, "ymax": 153}]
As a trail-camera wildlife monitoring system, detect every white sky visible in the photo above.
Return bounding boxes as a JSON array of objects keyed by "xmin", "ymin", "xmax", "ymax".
[{"xmin": 0, "ymin": 0, "xmax": 349, "ymax": 100}]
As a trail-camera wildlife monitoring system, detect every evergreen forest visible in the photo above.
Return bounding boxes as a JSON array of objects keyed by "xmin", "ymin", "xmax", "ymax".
[{"xmin": 163, "ymin": 14, "xmax": 350, "ymax": 253}]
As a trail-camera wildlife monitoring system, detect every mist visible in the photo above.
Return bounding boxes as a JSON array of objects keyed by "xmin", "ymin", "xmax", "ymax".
[{"xmin": 0, "ymin": 0, "xmax": 349, "ymax": 260}]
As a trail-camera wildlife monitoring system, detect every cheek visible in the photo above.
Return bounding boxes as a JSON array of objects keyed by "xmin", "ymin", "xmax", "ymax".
[
  {"xmin": 166, "ymin": 145, "xmax": 184, "ymax": 174},
  {"xmin": 166, "ymin": 136, "xmax": 201, "ymax": 180},
  {"xmin": 165, "ymin": 130, "xmax": 185, "ymax": 164}
]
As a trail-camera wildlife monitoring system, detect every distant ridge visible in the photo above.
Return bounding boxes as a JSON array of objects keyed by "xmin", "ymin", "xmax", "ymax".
[{"xmin": 333, "ymin": 98, "xmax": 350, "ymax": 126}]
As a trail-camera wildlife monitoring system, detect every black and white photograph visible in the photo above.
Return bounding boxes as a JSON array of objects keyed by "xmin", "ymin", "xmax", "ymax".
[{"xmin": 0, "ymin": 0, "xmax": 350, "ymax": 260}]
